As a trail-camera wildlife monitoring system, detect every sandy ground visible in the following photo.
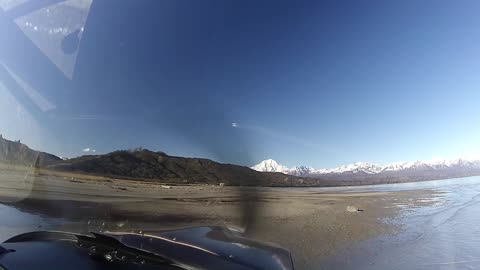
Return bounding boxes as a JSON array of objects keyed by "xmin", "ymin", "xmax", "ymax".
[{"xmin": 0, "ymin": 169, "xmax": 442, "ymax": 269}]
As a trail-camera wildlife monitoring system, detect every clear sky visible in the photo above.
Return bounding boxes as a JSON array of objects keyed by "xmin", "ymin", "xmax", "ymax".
[{"xmin": 1, "ymin": 0, "xmax": 480, "ymax": 168}]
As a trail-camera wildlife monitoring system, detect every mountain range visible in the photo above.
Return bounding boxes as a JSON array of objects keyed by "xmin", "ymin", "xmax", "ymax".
[
  {"xmin": 251, "ymin": 158, "xmax": 480, "ymax": 181},
  {"xmin": 2, "ymin": 134, "xmax": 480, "ymax": 186},
  {"xmin": 0, "ymin": 136, "xmax": 325, "ymax": 187}
]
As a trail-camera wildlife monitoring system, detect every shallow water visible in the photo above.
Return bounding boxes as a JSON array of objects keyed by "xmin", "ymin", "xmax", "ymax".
[
  {"xmin": 0, "ymin": 203, "xmax": 48, "ymax": 240},
  {"xmin": 320, "ymin": 176, "xmax": 480, "ymax": 270},
  {"xmin": 2, "ymin": 176, "xmax": 480, "ymax": 269}
]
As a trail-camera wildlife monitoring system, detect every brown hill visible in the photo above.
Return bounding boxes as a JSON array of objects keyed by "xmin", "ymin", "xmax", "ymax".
[
  {"xmin": 0, "ymin": 135, "xmax": 61, "ymax": 167},
  {"xmin": 47, "ymin": 149, "xmax": 330, "ymax": 186}
]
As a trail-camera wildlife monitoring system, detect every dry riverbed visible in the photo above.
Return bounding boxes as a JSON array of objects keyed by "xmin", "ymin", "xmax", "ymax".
[{"xmin": 0, "ymin": 170, "xmax": 442, "ymax": 269}]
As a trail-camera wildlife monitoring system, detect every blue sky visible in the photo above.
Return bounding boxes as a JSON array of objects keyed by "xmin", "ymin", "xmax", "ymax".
[{"xmin": 1, "ymin": 0, "xmax": 480, "ymax": 168}]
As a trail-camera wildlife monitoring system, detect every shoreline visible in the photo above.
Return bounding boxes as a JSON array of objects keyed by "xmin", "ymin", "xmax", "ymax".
[{"xmin": 0, "ymin": 171, "xmax": 443, "ymax": 269}]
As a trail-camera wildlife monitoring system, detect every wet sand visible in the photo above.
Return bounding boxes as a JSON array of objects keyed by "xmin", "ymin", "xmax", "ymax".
[{"xmin": 0, "ymin": 170, "xmax": 441, "ymax": 269}]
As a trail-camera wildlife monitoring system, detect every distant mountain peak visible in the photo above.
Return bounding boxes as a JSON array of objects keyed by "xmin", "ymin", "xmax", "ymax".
[
  {"xmin": 250, "ymin": 159, "xmax": 315, "ymax": 176},
  {"xmin": 251, "ymin": 159, "xmax": 289, "ymax": 173},
  {"xmin": 251, "ymin": 158, "xmax": 480, "ymax": 178}
]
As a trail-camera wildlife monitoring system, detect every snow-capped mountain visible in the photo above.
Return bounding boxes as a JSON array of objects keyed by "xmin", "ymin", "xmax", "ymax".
[
  {"xmin": 251, "ymin": 159, "xmax": 290, "ymax": 173},
  {"xmin": 290, "ymin": 165, "xmax": 316, "ymax": 176},
  {"xmin": 322, "ymin": 162, "xmax": 384, "ymax": 175},
  {"xmin": 251, "ymin": 159, "xmax": 395, "ymax": 175},
  {"xmin": 251, "ymin": 158, "xmax": 480, "ymax": 180},
  {"xmin": 251, "ymin": 159, "xmax": 317, "ymax": 176}
]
